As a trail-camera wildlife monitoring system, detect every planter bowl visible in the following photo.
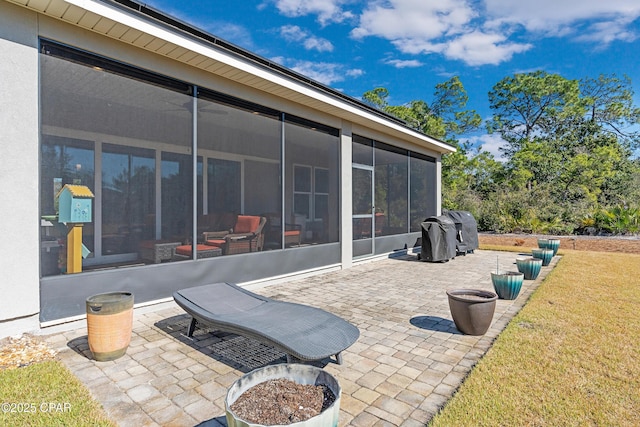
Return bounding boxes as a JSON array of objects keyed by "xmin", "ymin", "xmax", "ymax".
[
  {"xmin": 538, "ymin": 238, "xmax": 560, "ymax": 256},
  {"xmin": 532, "ymin": 248, "xmax": 554, "ymax": 266},
  {"xmin": 225, "ymin": 364, "xmax": 341, "ymax": 427},
  {"xmin": 446, "ymin": 289, "xmax": 498, "ymax": 336},
  {"xmin": 516, "ymin": 257, "xmax": 543, "ymax": 280},
  {"xmin": 491, "ymin": 272, "xmax": 524, "ymax": 300}
]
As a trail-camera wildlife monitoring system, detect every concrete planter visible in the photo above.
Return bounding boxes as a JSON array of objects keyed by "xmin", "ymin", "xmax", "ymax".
[
  {"xmin": 446, "ymin": 289, "xmax": 497, "ymax": 335},
  {"xmin": 225, "ymin": 364, "xmax": 341, "ymax": 427},
  {"xmin": 491, "ymin": 272, "xmax": 524, "ymax": 300},
  {"xmin": 516, "ymin": 257, "xmax": 543, "ymax": 280}
]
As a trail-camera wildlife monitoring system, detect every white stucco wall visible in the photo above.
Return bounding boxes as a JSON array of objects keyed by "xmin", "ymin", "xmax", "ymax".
[{"xmin": 0, "ymin": 2, "xmax": 41, "ymax": 337}]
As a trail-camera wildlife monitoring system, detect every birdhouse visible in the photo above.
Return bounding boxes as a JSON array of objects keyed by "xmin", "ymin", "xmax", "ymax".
[{"xmin": 57, "ymin": 184, "xmax": 94, "ymax": 223}]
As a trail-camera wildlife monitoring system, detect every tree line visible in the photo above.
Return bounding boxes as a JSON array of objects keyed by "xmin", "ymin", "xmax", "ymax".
[{"xmin": 363, "ymin": 72, "xmax": 640, "ymax": 235}]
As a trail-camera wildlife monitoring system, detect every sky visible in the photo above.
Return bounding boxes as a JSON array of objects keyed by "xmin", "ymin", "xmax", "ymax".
[{"xmin": 142, "ymin": 0, "xmax": 640, "ymax": 158}]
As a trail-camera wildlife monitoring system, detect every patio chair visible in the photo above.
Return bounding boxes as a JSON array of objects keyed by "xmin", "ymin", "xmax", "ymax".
[
  {"xmin": 204, "ymin": 215, "xmax": 266, "ymax": 255},
  {"xmin": 199, "ymin": 211, "xmax": 237, "ymax": 240},
  {"xmin": 262, "ymin": 212, "xmax": 302, "ymax": 249},
  {"xmin": 173, "ymin": 282, "xmax": 360, "ymax": 364}
]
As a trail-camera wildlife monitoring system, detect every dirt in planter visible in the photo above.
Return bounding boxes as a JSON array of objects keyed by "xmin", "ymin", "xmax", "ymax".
[{"xmin": 229, "ymin": 378, "xmax": 336, "ymax": 425}]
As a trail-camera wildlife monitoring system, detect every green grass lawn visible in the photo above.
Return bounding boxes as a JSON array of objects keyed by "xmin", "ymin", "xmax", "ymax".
[
  {"xmin": 0, "ymin": 360, "xmax": 115, "ymax": 427},
  {"xmin": 430, "ymin": 249, "xmax": 640, "ymax": 426}
]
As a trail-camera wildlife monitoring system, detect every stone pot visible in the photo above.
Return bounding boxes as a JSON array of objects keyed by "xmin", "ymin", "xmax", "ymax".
[
  {"xmin": 491, "ymin": 271, "xmax": 524, "ymax": 300},
  {"xmin": 446, "ymin": 289, "xmax": 498, "ymax": 336},
  {"xmin": 532, "ymin": 248, "xmax": 554, "ymax": 266},
  {"xmin": 225, "ymin": 363, "xmax": 341, "ymax": 427},
  {"xmin": 516, "ymin": 257, "xmax": 543, "ymax": 280}
]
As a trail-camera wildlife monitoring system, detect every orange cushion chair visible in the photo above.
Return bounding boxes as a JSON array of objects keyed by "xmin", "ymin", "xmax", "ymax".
[{"xmin": 205, "ymin": 215, "xmax": 266, "ymax": 255}]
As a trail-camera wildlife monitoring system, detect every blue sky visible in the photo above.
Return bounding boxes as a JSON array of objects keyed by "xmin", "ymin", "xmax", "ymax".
[{"xmin": 143, "ymin": 0, "xmax": 640, "ymax": 158}]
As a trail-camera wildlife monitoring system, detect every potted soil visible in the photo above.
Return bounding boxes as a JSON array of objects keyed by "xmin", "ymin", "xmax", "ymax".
[
  {"xmin": 491, "ymin": 271, "xmax": 524, "ymax": 300},
  {"xmin": 532, "ymin": 248, "xmax": 554, "ymax": 266},
  {"xmin": 225, "ymin": 363, "xmax": 341, "ymax": 427},
  {"xmin": 516, "ymin": 257, "xmax": 543, "ymax": 280},
  {"xmin": 446, "ymin": 289, "xmax": 498, "ymax": 336}
]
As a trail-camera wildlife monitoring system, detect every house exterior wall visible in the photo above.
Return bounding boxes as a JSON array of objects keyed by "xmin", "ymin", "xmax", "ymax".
[
  {"xmin": 0, "ymin": 0, "xmax": 450, "ymax": 338},
  {"xmin": 0, "ymin": 2, "xmax": 41, "ymax": 337}
]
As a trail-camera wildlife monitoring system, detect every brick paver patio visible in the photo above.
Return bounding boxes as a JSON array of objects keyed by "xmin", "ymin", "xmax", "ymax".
[{"xmin": 44, "ymin": 249, "xmax": 558, "ymax": 426}]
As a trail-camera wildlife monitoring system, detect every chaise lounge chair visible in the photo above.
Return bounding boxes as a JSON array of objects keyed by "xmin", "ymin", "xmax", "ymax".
[{"xmin": 173, "ymin": 282, "xmax": 360, "ymax": 364}]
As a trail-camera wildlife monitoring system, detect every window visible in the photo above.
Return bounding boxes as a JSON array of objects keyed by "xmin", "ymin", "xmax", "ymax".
[
  {"xmin": 207, "ymin": 158, "xmax": 241, "ymax": 214},
  {"xmin": 40, "ymin": 40, "xmax": 193, "ymax": 273},
  {"xmin": 352, "ymin": 134, "xmax": 373, "ymax": 166},
  {"xmin": 285, "ymin": 116, "xmax": 339, "ymax": 244},
  {"xmin": 374, "ymin": 143, "xmax": 408, "ymax": 236},
  {"xmin": 40, "ymin": 137, "xmax": 96, "ymax": 275},
  {"xmin": 293, "ymin": 165, "xmax": 312, "ymax": 219},
  {"xmin": 410, "ymin": 153, "xmax": 437, "ymax": 231},
  {"xmin": 314, "ymin": 168, "xmax": 329, "ymax": 221},
  {"xmin": 161, "ymin": 152, "xmax": 193, "ymax": 241},
  {"xmin": 353, "ymin": 134, "xmax": 436, "ymax": 238},
  {"xmin": 196, "ymin": 91, "xmax": 282, "ymax": 253},
  {"xmin": 39, "ymin": 40, "xmax": 339, "ymax": 277},
  {"xmin": 101, "ymin": 144, "xmax": 156, "ymax": 255}
]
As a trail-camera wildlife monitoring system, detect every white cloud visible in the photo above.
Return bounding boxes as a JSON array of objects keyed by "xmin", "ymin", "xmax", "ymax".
[
  {"xmin": 574, "ymin": 18, "xmax": 638, "ymax": 44},
  {"xmin": 279, "ymin": 25, "xmax": 334, "ymax": 52},
  {"xmin": 346, "ymin": 69, "xmax": 365, "ymax": 78},
  {"xmin": 351, "ymin": 0, "xmax": 475, "ymax": 41},
  {"xmin": 384, "ymin": 59, "xmax": 424, "ymax": 68},
  {"xmin": 270, "ymin": 0, "xmax": 353, "ymax": 25},
  {"xmin": 347, "ymin": 0, "xmax": 639, "ymax": 66},
  {"xmin": 388, "ymin": 32, "xmax": 532, "ymax": 67},
  {"xmin": 484, "ymin": 0, "xmax": 640, "ymax": 43},
  {"xmin": 303, "ymin": 36, "xmax": 335, "ymax": 52},
  {"xmin": 272, "ymin": 58, "xmax": 364, "ymax": 85},
  {"xmin": 442, "ymin": 32, "xmax": 532, "ymax": 66},
  {"xmin": 350, "ymin": 0, "xmax": 531, "ymax": 66},
  {"xmin": 464, "ymin": 133, "xmax": 509, "ymax": 161}
]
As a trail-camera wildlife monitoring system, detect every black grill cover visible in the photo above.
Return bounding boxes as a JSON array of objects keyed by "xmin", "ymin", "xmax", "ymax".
[
  {"xmin": 420, "ymin": 215, "xmax": 457, "ymax": 262},
  {"xmin": 445, "ymin": 210, "xmax": 479, "ymax": 252}
]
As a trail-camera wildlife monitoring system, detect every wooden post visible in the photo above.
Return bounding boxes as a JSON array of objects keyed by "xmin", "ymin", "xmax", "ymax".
[{"xmin": 67, "ymin": 223, "xmax": 84, "ymax": 274}]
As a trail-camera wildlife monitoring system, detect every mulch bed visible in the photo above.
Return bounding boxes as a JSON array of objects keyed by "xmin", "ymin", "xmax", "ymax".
[
  {"xmin": 0, "ymin": 335, "xmax": 57, "ymax": 370},
  {"xmin": 479, "ymin": 233, "xmax": 640, "ymax": 254}
]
